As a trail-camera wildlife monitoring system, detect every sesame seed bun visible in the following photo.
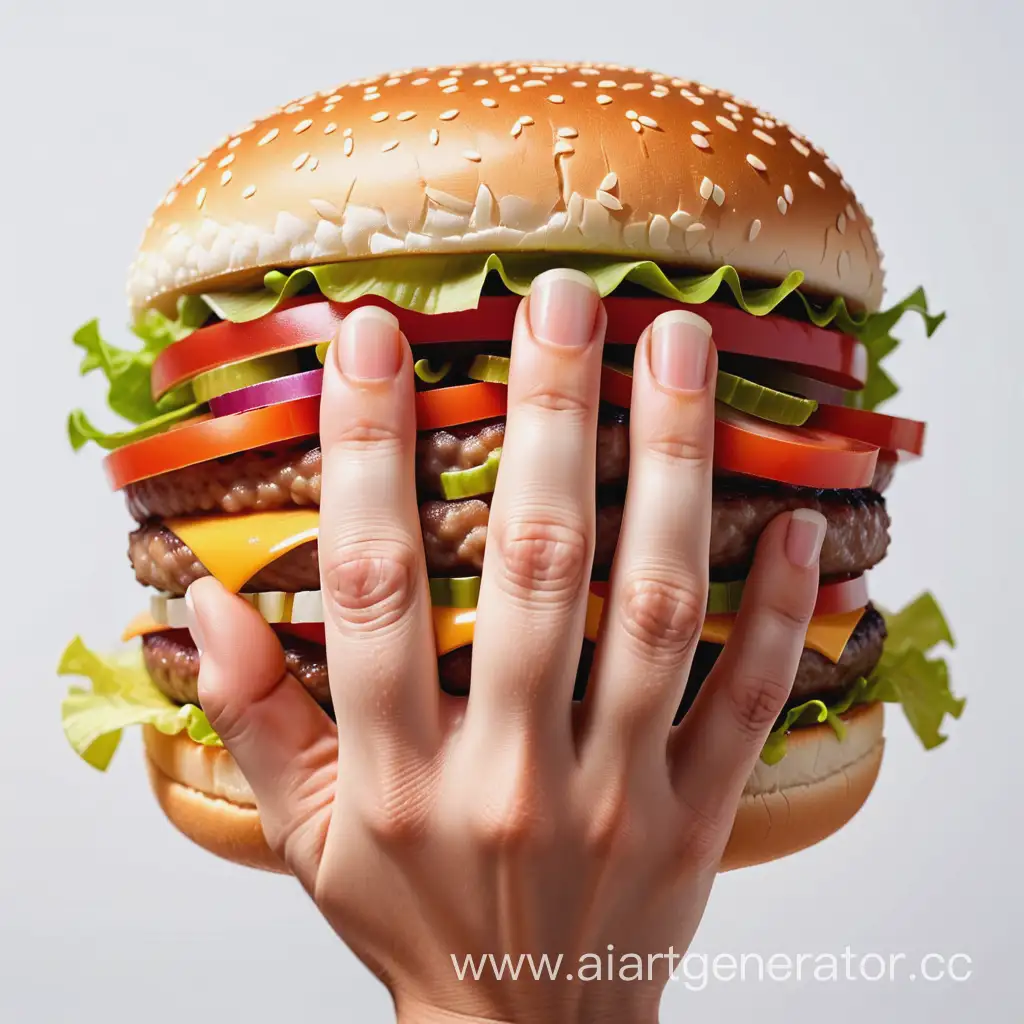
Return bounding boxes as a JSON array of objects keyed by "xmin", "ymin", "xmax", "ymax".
[
  {"xmin": 141, "ymin": 703, "xmax": 883, "ymax": 874},
  {"xmin": 131, "ymin": 61, "xmax": 883, "ymax": 317}
]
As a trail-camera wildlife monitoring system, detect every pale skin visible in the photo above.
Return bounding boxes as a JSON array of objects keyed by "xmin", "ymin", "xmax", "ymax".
[{"xmin": 185, "ymin": 268, "xmax": 827, "ymax": 1024}]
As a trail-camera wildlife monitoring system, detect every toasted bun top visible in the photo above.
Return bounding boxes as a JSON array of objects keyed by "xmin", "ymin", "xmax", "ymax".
[{"xmin": 131, "ymin": 61, "xmax": 883, "ymax": 316}]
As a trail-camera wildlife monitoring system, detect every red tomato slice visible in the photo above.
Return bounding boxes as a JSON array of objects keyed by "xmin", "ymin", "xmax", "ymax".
[
  {"xmin": 808, "ymin": 404, "xmax": 926, "ymax": 457},
  {"xmin": 814, "ymin": 574, "xmax": 869, "ymax": 615},
  {"xmin": 275, "ymin": 622, "xmax": 327, "ymax": 645},
  {"xmin": 415, "ymin": 382, "xmax": 508, "ymax": 430},
  {"xmin": 600, "ymin": 364, "xmax": 634, "ymax": 408},
  {"xmin": 152, "ymin": 296, "xmax": 867, "ymax": 398},
  {"xmin": 713, "ymin": 405, "xmax": 878, "ymax": 489},
  {"xmin": 104, "ymin": 396, "xmax": 320, "ymax": 490}
]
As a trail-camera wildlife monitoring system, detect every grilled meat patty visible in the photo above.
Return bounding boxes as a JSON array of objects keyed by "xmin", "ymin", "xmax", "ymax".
[
  {"xmin": 128, "ymin": 481, "xmax": 889, "ymax": 593},
  {"xmin": 142, "ymin": 606, "xmax": 885, "ymax": 713}
]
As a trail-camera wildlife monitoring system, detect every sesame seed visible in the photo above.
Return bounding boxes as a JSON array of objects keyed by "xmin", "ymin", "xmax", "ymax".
[
  {"xmin": 463, "ymin": 150, "xmax": 482, "ymax": 162},
  {"xmin": 323, "ymin": 122, "xmax": 338, "ymax": 135},
  {"xmin": 626, "ymin": 109, "xmax": 638, "ymax": 120},
  {"xmin": 326, "ymin": 94, "xmax": 342, "ymax": 103},
  {"xmin": 790, "ymin": 138, "xmax": 811, "ymax": 157},
  {"xmin": 712, "ymin": 184, "xmax": 725, "ymax": 206},
  {"xmin": 548, "ymin": 94, "xmax": 564, "ymax": 103},
  {"xmin": 293, "ymin": 152, "xmax": 310, "ymax": 170},
  {"xmin": 439, "ymin": 77, "xmax": 458, "ymax": 87},
  {"xmin": 631, "ymin": 121, "xmax": 643, "ymax": 133},
  {"xmin": 809, "ymin": 171, "xmax": 826, "ymax": 188},
  {"xmin": 511, "ymin": 122, "xmax": 523, "ymax": 137},
  {"xmin": 623, "ymin": 82, "xmax": 643, "ymax": 91},
  {"xmin": 343, "ymin": 127, "xmax": 353, "ymax": 137},
  {"xmin": 498, "ymin": 74, "xmax": 516, "ymax": 83},
  {"xmin": 385, "ymin": 77, "xmax": 401, "ymax": 87},
  {"xmin": 599, "ymin": 79, "xmax": 617, "ymax": 88},
  {"xmin": 686, "ymin": 223, "xmax": 706, "ymax": 233},
  {"xmin": 196, "ymin": 187, "xmax": 206, "ymax": 209},
  {"xmin": 732, "ymin": 112, "xmax": 744, "ymax": 121},
  {"xmin": 825, "ymin": 157, "xmax": 841, "ymax": 175},
  {"xmin": 752, "ymin": 129, "xmax": 776, "ymax": 146},
  {"xmin": 692, "ymin": 120, "xmax": 710, "ymax": 133},
  {"xmin": 840, "ymin": 178, "xmax": 853, "ymax": 193},
  {"xmin": 746, "ymin": 153, "xmax": 767, "ymax": 171},
  {"xmin": 597, "ymin": 94, "xmax": 613, "ymax": 105},
  {"xmin": 691, "ymin": 133, "xmax": 710, "ymax": 149},
  {"xmin": 442, "ymin": 85, "xmax": 459, "ymax": 94},
  {"xmin": 845, "ymin": 203, "xmax": 857, "ymax": 221},
  {"xmin": 370, "ymin": 111, "xmax": 389, "ymax": 122},
  {"xmin": 242, "ymin": 185, "xmax": 256, "ymax": 199},
  {"xmin": 228, "ymin": 137, "xmax": 242, "ymax": 149},
  {"xmin": 748, "ymin": 219, "xmax": 761, "ymax": 241},
  {"xmin": 343, "ymin": 137, "xmax": 354, "ymax": 156},
  {"xmin": 217, "ymin": 154, "xmax": 235, "ymax": 169},
  {"xmin": 381, "ymin": 140, "xmax": 399, "ymax": 152},
  {"xmin": 723, "ymin": 101, "xmax": 740, "ymax": 112},
  {"xmin": 699, "ymin": 176, "xmax": 714, "ymax": 200},
  {"xmin": 481, "ymin": 97, "xmax": 498, "ymax": 108},
  {"xmin": 439, "ymin": 109, "xmax": 459, "ymax": 121},
  {"xmin": 294, "ymin": 119, "xmax": 313, "ymax": 134},
  {"xmin": 474, "ymin": 78, "xmax": 488, "ymax": 86},
  {"xmin": 429, "ymin": 128, "xmax": 439, "ymax": 145},
  {"xmin": 518, "ymin": 115, "xmax": 535, "ymax": 125},
  {"xmin": 777, "ymin": 196, "xmax": 788, "ymax": 215},
  {"xmin": 554, "ymin": 139, "xmax": 575, "ymax": 155},
  {"xmin": 572, "ymin": 81, "xmax": 588, "ymax": 88},
  {"xmin": 397, "ymin": 111, "xmax": 417, "ymax": 122},
  {"xmin": 716, "ymin": 115, "xmax": 737, "ymax": 132},
  {"xmin": 322, "ymin": 104, "xmax": 336, "ymax": 113},
  {"xmin": 220, "ymin": 170, "xmax": 232, "ymax": 185},
  {"xmin": 752, "ymin": 116, "xmax": 764, "ymax": 127},
  {"xmin": 412, "ymin": 77, "xmax": 429, "ymax": 85},
  {"xmin": 698, "ymin": 84, "xmax": 714, "ymax": 95},
  {"xmin": 783, "ymin": 184, "xmax": 794, "ymax": 204},
  {"xmin": 597, "ymin": 189, "xmax": 623, "ymax": 211},
  {"xmin": 308, "ymin": 157, "xmax": 319, "ymax": 170},
  {"xmin": 837, "ymin": 213, "xmax": 847, "ymax": 234},
  {"xmin": 557, "ymin": 127, "xmax": 578, "ymax": 138},
  {"xmin": 638, "ymin": 115, "xmax": 658, "ymax": 129},
  {"xmin": 683, "ymin": 93, "xmax": 705, "ymax": 106},
  {"xmin": 363, "ymin": 84, "xmax": 378, "ymax": 93},
  {"xmin": 523, "ymin": 79, "xmax": 545, "ymax": 88},
  {"xmin": 285, "ymin": 103, "xmax": 305, "ymax": 114}
]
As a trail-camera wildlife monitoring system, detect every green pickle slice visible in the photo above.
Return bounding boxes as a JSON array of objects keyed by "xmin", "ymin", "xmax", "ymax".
[
  {"xmin": 715, "ymin": 370, "xmax": 817, "ymax": 426},
  {"xmin": 705, "ymin": 580, "xmax": 748, "ymax": 615},
  {"xmin": 192, "ymin": 352, "xmax": 301, "ymax": 402},
  {"xmin": 414, "ymin": 359, "xmax": 453, "ymax": 383},
  {"xmin": 467, "ymin": 354, "xmax": 511, "ymax": 384},
  {"xmin": 428, "ymin": 576, "xmax": 482, "ymax": 608},
  {"xmin": 440, "ymin": 447, "xmax": 502, "ymax": 499}
]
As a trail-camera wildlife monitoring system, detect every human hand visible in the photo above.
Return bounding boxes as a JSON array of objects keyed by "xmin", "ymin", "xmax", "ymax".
[{"xmin": 185, "ymin": 269, "xmax": 826, "ymax": 1024}]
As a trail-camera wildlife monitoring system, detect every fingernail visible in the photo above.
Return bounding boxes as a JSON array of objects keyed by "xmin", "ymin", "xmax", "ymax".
[
  {"xmin": 650, "ymin": 310, "xmax": 712, "ymax": 391},
  {"xmin": 184, "ymin": 585, "xmax": 205, "ymax": 656},
  {"xmin": 336, "ymin": 306, "xmax": 402, "ymax": 380},
  {"xmin": 785, "ymin": 509, "xmax": 827, "ymax": 568},
  {"xmin": 528, "ymin": 268, "xmax": 599, "ymax": 348}
]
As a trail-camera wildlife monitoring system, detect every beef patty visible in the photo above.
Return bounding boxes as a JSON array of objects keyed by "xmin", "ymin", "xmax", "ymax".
[
  {"xmin": 124, "ymin": 416, "xmax": 894, "ymax": 524},
  {"xmin": 128, "ymin": 481, "xmax": 889, "ymax": 593},
  {"xmin": 142, "ymin": 606, "xmax": 886, "ymax": 716}
]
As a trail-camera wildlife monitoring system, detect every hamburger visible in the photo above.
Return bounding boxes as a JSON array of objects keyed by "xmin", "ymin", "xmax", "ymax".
[{"xmin": 59, "ymin": 60, "xmax": 963, "ymax": 873}]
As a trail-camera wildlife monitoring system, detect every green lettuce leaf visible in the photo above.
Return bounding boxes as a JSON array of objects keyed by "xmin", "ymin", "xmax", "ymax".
[
  {"xmin": 58, "ymin": 636, "xmax": 221, "ymax": 771},
  {"xmin": 67, "ymin": 401, "xmax": 202, "ymax": 452},
  {"xmin": 761, "ymin": 592, "xmax": 962, "ymax": 763},
  {"xmin": 153, "ymin": 254, "xmax": 943, "ymax": 411},
  {"xmin": 68, "ymin": 311, "xmax": 197, "ymax": 450}
]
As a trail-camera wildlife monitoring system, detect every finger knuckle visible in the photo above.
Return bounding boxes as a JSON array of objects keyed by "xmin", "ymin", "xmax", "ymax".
[
  {"xmin": 321, "ymin": 541, "xmax": 418, "ymax": 634},
  {"xmin": 674, "ymin": 800, "xmax": 731, "ymax": 871},
  {"xmin": 360, "ymin": 779, "xmax": 435, "ymax": 849},
  {"xmin": 619, "ymin": 574, "xmax": 705, "ymax": 661},
  {"xmin": 329, "ymin": 419, "xmax": 403, "ymax": 455},
  {"xmin": 585, "ymin": 786, "xmax": 645, "ymax": 859},
  {"xmin": 644, "ymin": 429, "xmax": 711, "ymax": 468},
  {"xmin": 467, "ymin": 772, "xmax": 553, "ymax": 852},
  {"xmin": 496, "ymin": 514, "xmax": 590, "ymax": 602},
  {"xmin": 727, "ymin": 671, "xmax": 793, "ymax": 740},
  {"xmin": 520, "ymin": 385, "xmax": 591, "ymax": 416}
]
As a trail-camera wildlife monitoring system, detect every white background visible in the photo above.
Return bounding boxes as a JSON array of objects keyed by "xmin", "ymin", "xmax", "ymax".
[{"xmin": 1, "ymin": 0, "xmax": 1021, "ymax": 1020}]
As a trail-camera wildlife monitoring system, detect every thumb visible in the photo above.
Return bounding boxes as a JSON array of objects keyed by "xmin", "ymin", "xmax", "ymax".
[{"xmin": 187, "ymin": 576, "xmax": 338, "ymax": 885}]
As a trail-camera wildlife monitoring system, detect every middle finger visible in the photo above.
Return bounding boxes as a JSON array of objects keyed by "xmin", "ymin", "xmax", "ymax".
[{"xmin": 468, "ymin": 269, "xmax": 606, "ymax": 739}]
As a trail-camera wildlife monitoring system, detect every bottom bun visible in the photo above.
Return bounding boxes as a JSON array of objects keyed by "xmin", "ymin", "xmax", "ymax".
[{"xmin": 142, "ymin": 703, "xmax": 884, "ymax": 874}]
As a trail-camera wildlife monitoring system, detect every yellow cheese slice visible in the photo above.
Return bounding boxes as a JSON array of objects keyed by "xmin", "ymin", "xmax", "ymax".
[
  {"xmin": 122, "ymin": 611, "xmax": 171, "ymax": 642},
  {"xmin": 432, "ymin": 597, "xmax": 864, "ymax": 663},
  {"xmin": 163, "ymin": 510, "xmax": 320, "ymax": 593}
]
